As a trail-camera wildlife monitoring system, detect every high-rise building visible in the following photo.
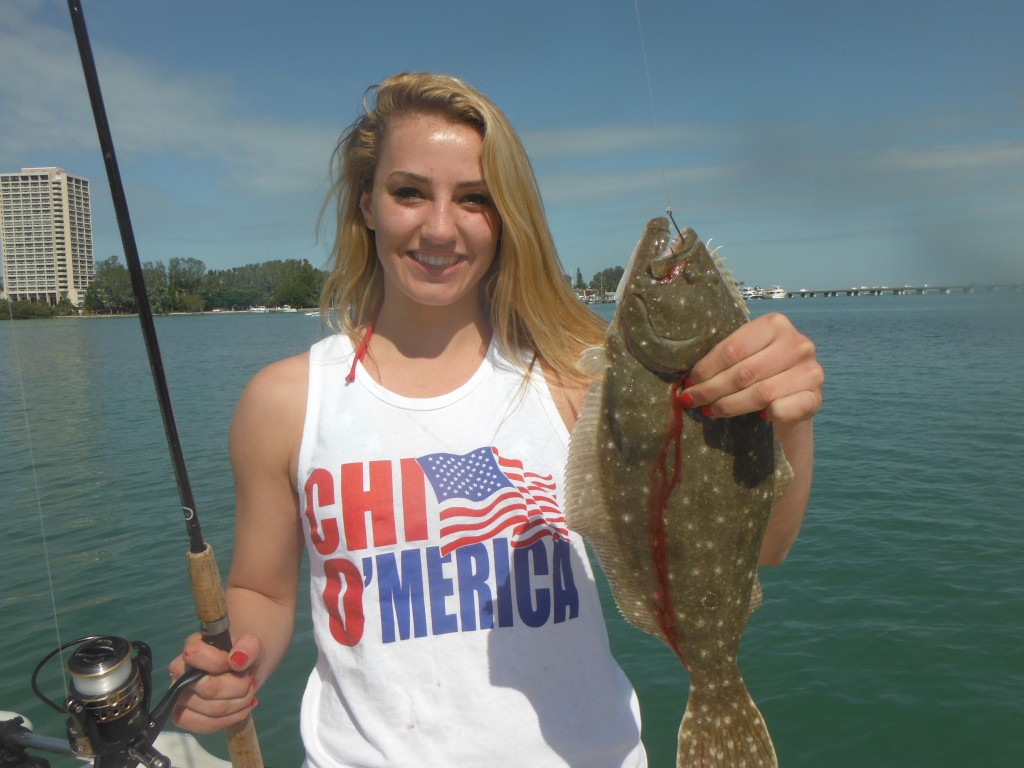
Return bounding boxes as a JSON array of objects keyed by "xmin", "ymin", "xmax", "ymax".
[{"xmin": 1, "ymin": 167, "xmax": 95, "ymax": 306}]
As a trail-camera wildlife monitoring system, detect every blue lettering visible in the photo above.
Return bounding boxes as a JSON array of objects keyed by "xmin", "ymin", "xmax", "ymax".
[
  {"xmin": 552, "ymin": 539, "xmax": 580, "ymax": 622},
  {"xmin": 371, "ymin": 536, "xmax": 580, "ymax": 642},
  {"xmin": 514, "ymin": 541, "xmax": 551, "ymax": 628},
  {"xmin": 426, "ymin": 547, "xmax": 458, "ymax": 635},
  {"xmin": 456, "ymin": 543, "xmax": 493, "ymax": 631},
  {"xmin": 493, "ymin": 538, "xmax": 515, "ymax": 628},
  {"xmin": 377, "ymin": 550, "xmax": 427, "ymax": 643}
]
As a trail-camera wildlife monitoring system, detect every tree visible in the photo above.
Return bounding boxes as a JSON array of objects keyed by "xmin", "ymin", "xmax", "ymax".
[
  {"xmin": 0, "ymin": 300, "xmax": 55, "ymax": 320},
  {"xmin": 590, "ymin": 266, "xmax": 624, "ymax": 294},
  {"xmin": 168, "ymin": 257, "xmax": 207, "ymax": 312},
  {"xmin": 143, "ymin": 261, "xmax": 169, "ymax": 314},
  {"xmin": 271, "ymin": 259, "xmax": 323, "ymax": 307},
  {"xmin": 574, "ymin": 267, "xmax": 585, "ymax": 291},
  {"xmin": 84, "ymin": 255, "xmax": 135, "ymax": 314}
]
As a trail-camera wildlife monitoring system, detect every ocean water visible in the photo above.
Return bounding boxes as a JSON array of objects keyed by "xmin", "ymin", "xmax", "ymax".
[{"xmin": 1, "ymin": 292, "xmax": 1022, "ymax": 767}]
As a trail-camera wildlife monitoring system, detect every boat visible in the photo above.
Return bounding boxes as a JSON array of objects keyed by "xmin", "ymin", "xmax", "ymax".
[
  {"xmin": 765, "ymin": 286, "xmax": 788, "ymax": 299},
  {"xmin": 1, "ymin": 710, "xmax": 230, "ymax": 767},
  {"xmin": 739, "ymin": 285, "xmax": 763, "ymax": 300},
  {"xmin": 247, "ymin": 305, "xmax": 269, "ymax": 313},
  {"xmin": 273, "ymin": 304, "xmax": 298, "ymax": 313}
]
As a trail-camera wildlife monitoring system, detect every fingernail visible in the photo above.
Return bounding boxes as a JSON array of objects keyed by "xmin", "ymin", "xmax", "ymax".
[
  {"xmin": 250, "ymin": 697, "xmax": 259, "ymax": 709},
  {"xmin": 700, "ymin": 404, "xmax": 714, "ymax": 418},
  {"xmin": 677, "ymin": 392, "xmax": 696, "ymax": 409},
  {"xmin": 230, "ymin": 651, "xmax": 250, "ymax": 667},
  {"xmin": 683, "ymin": 377, "xmax": 695, "ymax": 388},
  {"xmin": 759, "ymin": 408, "xmax": 769, "ymax": 420}
]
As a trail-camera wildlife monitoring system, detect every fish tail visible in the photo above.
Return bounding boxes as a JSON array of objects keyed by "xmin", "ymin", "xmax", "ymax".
[{"xmin": 676, "ymin": 678, "xmax": 777, "ymax": 768}]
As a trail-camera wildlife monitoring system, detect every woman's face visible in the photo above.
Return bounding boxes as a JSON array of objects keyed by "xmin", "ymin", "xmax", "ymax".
[{"xmin": 360, "ymin": 113, "xmax": 502, "ymax": 316}]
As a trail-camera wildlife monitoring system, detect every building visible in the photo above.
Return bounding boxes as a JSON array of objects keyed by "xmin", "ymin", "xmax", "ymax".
[{"xmin": 1, "ymin": 167, "xmax": 94, "ymax": 306}]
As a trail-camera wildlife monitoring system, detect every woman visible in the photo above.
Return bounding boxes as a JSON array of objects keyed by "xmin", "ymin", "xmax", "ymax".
[{"xmin": 171, "ymin": 72, "xmax": 821, "ymax": 766}]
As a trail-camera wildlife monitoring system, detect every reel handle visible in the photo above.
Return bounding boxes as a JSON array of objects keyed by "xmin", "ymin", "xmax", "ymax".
[{"xmin": 186, "ymin": 544, "xmax": 263, "ymax": 768}]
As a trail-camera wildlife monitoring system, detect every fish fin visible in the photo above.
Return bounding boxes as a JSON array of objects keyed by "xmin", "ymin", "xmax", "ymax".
[
  {"xmin": 711, "ymin": 245, "xmax": 751, "ymax": 321},
  {"xmin": 677, "ymin": 677, "xmax": 777, "ymax": 768},
  {"xmin": 615, "ymin": 231, "xmax": 645, "ymax": 303},
  {"xmin": 771, "ymin": 435, "xmax": 794, "ymax": 510},
  {"xmin": 748, "ymin": 570, "xmax": 764, "ymax": 615},
  {"xmin": 564, "ymin": 378, "xmax": 604, "ymax": 539},
  {"xmin": 576, "ymin": 345, "xmax": 608, "ymax": 376},
  {"xmin": 565, "ymin": 377, "xmax": 670, "ymax": 643}
]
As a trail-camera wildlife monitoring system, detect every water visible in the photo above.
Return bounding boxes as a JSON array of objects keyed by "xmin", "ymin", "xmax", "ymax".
[{"xmin": 2, "ymin": 293, "xmax": 1022, "ymax": 767}]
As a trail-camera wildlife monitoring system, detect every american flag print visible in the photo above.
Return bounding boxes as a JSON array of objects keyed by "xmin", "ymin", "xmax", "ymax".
[{"xmin": 416, "ymin": 446, "xmax": 569, "ymax": 556}]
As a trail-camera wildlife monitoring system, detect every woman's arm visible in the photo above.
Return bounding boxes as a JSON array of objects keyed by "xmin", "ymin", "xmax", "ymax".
[{"xmin": 170, "ymin": 353, "xmax": 309, "ymax": 732}]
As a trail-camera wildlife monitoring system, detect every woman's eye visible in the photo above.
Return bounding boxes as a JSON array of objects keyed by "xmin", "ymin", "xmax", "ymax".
[
  {"xmin": 392, "ymin": 187, "xmax": 422, "ymax": 200},
  {"xmin": 462, "ymin": 192, "xmax": 492, "ymax": 207}
]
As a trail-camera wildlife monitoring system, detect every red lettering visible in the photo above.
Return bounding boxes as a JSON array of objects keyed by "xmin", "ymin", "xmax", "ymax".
[
  {"xmin": 323, "ymin": 558, "xmax": 364, "ymax": 646},
  {"xmin": 303, "ymin": 468, "xmax": 340, "ymax": 555},
  {"xmin": 341, "ymin": 461, "xmax": 397, "ymax": 551},
  {"xmin": 400, "ymin": 458, "xmax": 428, "ymax": 542}
]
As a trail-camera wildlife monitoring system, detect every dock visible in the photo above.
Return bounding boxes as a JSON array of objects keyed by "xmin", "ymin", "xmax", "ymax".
[{"xmin": 777, "ymin": 284, "xmax": 1024, "ymax": 298}]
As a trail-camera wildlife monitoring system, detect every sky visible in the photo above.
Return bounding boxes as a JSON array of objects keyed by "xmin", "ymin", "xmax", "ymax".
[{"xmin": 2, "ymin": 0, "xmax": 1022, "ymax": 290}]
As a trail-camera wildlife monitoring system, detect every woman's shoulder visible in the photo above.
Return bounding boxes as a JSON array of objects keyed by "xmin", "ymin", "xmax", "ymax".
[{"xmin": 235, "ymin": 351, "xmax": 311, "ymax": 426}]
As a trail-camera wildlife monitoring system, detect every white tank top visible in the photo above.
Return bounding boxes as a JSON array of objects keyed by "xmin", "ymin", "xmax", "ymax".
[{"xmin": 297, "ymin": 333, "xmax": 646, "ymax": 767}]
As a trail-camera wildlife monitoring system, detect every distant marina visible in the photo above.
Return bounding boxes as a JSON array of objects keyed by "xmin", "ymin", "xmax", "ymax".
[
  {"xmin": 740, "ymin": 283, "xmax": 1024, "ymax": 299},
  {"xmin": 574, "ymin": 282, "xmax": 1024, "ymax": 306}
]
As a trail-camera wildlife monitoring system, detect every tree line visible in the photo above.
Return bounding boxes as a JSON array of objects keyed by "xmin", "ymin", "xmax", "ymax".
[
  {"xmin": 80, "ymin": 255, "xmax": 328, "ymax": 315},
  {"xmin": 2, "ymin": 259, "xmax": 625, "ymax": 319}
]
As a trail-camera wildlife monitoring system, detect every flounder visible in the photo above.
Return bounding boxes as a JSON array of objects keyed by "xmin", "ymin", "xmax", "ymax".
[{"xmin": 565, "ymin": 216, "xmax": 792, "ymax": 768}]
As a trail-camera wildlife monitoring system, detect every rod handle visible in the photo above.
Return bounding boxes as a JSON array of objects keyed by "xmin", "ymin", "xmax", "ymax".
[{"xmin": 187, "ymin": 544, "xmax": 265, "ymax": 768}]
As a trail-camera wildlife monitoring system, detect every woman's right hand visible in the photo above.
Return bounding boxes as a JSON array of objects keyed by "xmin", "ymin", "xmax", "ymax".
[{"xmin": 168, "ymin": 632, "xmax": 262, "ymax": 732}]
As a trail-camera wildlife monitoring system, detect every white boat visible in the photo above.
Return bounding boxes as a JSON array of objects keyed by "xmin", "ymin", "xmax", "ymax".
[
  {"xmin": 247, "ymin": 305, "xmax": 269, "ymax": 313},
  {"xmin": 765, "ymin": 286, "xmax": 788, "ymax": 299},
  {"xmin": 739, "ymin": 285, "xmax": 763, "ymax": 300},
  {"xmin": 273, "ymin": 304, "xmax": 298, "ymax": 313}
]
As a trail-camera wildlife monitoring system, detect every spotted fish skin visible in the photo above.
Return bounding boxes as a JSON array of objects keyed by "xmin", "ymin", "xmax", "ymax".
[{"xmin": 565, "ymin": 217, "xmax": 791, "ymax": 768}]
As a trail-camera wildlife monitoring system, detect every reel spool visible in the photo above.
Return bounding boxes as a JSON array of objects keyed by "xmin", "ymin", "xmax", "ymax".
[
  {"xmin": 30, "ymin": 634, "xmax": 200, "ymax": 767},
  {"xmin": 63, "ymin": 636, "xmax": 153, "ymax": 757}
]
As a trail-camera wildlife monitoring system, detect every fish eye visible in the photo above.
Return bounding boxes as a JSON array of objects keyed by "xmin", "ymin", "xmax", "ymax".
[{"xmin": 683, "ymin": 262, "xmax": 698, "ymax": 283}]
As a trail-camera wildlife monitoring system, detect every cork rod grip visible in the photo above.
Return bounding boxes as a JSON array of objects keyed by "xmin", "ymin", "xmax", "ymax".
[{"xmin": 187, "ymin": 543, "xmax": 265, "ymax": 768}]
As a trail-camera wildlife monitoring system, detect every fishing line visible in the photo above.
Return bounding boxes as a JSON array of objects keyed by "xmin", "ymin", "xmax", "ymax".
[
  {"xmin": 66, "ymin": 1, "xmax": 263, "ymax": 763},
  {"xmin": 632, "ymin": 0, "xmax": 683, "ymax": 239},
  {"xmin": 4, "ymin": 302, "xmax": 70, "ymax": 702}
]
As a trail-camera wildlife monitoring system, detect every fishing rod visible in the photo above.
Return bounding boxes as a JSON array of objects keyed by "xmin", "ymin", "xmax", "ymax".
[{"xmin": 64, "ymin": 1, "xmax": 263, "ymax": 765}]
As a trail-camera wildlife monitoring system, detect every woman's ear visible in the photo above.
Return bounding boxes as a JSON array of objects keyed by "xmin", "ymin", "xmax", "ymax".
[{"xmin": 359, "ymin": 191, "xmax": 375, "ymax": 231}]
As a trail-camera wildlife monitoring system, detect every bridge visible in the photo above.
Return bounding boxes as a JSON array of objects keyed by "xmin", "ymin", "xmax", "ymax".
[{"xmin": 781, "ymin": 284, "xmax": 1024, "ymax": 298}]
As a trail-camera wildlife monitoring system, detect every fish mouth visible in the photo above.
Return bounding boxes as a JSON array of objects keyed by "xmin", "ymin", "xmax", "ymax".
[{"xmin": 619, "ymin": 293, "xmax": 703, "ymax": 374}]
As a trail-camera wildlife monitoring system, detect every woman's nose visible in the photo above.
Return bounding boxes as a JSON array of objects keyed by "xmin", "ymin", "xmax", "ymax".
[{"xmin": 420, "ymin": 201, "xmax": 457, "ymax": 244}]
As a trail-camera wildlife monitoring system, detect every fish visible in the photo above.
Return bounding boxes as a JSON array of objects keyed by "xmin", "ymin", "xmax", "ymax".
[{"xmin": 564, "ymin": 216, "xmax": 792, "ymax": 768}]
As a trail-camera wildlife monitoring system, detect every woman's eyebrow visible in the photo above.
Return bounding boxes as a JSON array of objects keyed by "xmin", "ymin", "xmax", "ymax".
[{"xmin": 386, "ymin": 170, "xmax": 488, "ymax": 189}]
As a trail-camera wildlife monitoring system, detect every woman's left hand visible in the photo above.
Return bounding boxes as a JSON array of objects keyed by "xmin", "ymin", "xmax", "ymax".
[{"xmin": 682, "ymin": 312, "xmax": 823, "ymax": 423}]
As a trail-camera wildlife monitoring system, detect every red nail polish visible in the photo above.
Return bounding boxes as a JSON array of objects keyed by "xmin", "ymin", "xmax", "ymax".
[
  {"xmin": 683, "ymin": 377, "xmax": 695, "ymax": 388},
  {"xmin": 230, "ymin": 651, "xmax": 249, "ymax": 667},
  {"xmin": 700, "ymin": 405, "xmax": 714, "ymax": 418},
  {"xmin": 250, "ymin": 697, "xmax": 259, "ymax": 709},
  {"xmin": 759, "ymin": 408, "xmax": 769, "ymax": 420},
  {"xmin": 678, "ymin": 392, "xmax": 696, "ymax": 409}
]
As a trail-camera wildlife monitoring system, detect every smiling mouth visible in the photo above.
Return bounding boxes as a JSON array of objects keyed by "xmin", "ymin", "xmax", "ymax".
[{"xmin": 412, "ymin": 252, "xmax": 460, "ymax": 268}]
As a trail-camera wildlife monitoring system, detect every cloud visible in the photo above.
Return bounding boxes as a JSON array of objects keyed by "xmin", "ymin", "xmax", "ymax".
[
  {"xmin": 522, "ymin": 123, "xmax": 710, "ymax": 159},
  {"xmin": 0, "ymin": 3, "xmax": 336, "ymax": 198}
]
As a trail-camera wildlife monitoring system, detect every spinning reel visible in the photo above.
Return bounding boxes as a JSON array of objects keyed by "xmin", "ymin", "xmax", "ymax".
[{"xmin": 28, "ymin": 636, "xmax": 204, "ymax": 768}]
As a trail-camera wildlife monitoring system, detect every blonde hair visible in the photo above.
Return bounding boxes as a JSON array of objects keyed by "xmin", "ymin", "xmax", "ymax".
[{"xmin": 320, "ymin": 72, "xmax": 605, "ymax": 383}]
